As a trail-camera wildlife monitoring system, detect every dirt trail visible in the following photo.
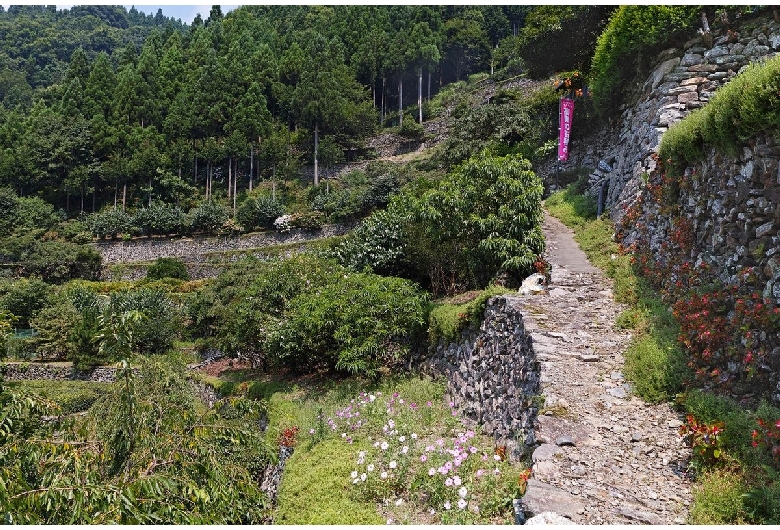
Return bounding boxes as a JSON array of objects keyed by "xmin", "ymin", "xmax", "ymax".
[{"xmin": 512, "ymin": 209, "xmax": 692, "ymax": 524}]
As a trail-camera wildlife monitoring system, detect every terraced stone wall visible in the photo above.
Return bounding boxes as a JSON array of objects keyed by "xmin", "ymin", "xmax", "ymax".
[{"xmin": 423, "ymin": 295, "xmax": 541, "ymax": 461}]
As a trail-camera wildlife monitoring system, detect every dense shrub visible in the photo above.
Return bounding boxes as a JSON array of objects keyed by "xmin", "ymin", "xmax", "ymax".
[
  {"xmin": 29, "ymin": 294, "xmax": 81, "ymax": 360},
  {"xmin": 146, "ymin": 257, "xmax": 189, "ymax": 281},
  {"xmin": 327, "ymin": 208, "xmax": 410, "ymax": 277},
  {"xmin": 266, "ymin": 271, "xmax": 429, "ymax": 375},
  {"xmin": 108, "ymin": 288, "xmax": 181, "ymax": 355},
  {"xmin": 0, "ymin": 277, "xmax": 49, "ymax": 328},
  {"xmin": 187, "ymin": 201, "xmax": 230, "ymax": 235},
  {"xmin": 131, "ymin": 203, "xmax": 186, "ymax": 236},
  {"xmin": 590, "ymin": 6, "xmax": 699, "ymax": 117},
  {"xmin": 393, "ymin": 152, "xmax": 545, "ymax": 295},
  {"xmin": 190, "ymin": 254, "xmax": 428, "ymax": 376},
  {"xmin": 14, "ymin": 240, "xmax": 102, "ymax": 283},
  {"xmin": 236, "ymin": 194, "xmax": 284, "ymax": 231},
  {"xmin": 86, "ymin": 207, "xmax": 132, "ymax": 239}
]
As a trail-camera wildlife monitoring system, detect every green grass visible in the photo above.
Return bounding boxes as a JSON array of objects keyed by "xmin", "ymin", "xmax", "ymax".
[
  {"xmin": 274, "ymin": 438, "xmax": 384, "ymax": 524},
  {"xmin": 5, "ymin": 379, "xmax": 112, "ymax": 413},
  {"xmin": 428, "ymin": 285, "xmax": 514, "ymax": 344},
  {"xmin": 545, "ymin": 185, "xmax": 690, "ymax": 402},
  {"xmin": 204, "ymin": 368, "xmax": 529, "ymax": 524}
]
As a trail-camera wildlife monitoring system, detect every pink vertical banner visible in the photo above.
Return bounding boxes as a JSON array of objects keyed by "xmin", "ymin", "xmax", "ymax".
[{"xmin": 558, "ymin": 98, "xmax": 575, "ymax": 162}]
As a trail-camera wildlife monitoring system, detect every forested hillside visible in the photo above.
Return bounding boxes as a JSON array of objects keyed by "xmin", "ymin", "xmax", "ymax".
[
  {"xmin": 0, "ymin": 5, "xmax": 551, "ymax": 215},
  {"xmin": 3, "ymin": 4, "xmax": 779, "ymax": 525}
]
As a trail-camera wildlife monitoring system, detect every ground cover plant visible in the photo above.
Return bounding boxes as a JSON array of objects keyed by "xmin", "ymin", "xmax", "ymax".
[{"xmin": 231, "ymin": 372, "xmax": 532, "ymax": 524}]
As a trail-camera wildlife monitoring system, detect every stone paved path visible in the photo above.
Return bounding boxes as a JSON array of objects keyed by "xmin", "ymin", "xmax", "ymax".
[{"xmin": 515, "ymin": 209, "xmax": 692, "ymax": 524}]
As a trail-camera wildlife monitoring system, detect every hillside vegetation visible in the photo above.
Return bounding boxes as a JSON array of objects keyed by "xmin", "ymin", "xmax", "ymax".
[{"xmin": 1, "ymin": 4, "xmax": 779, "ymax": 524}]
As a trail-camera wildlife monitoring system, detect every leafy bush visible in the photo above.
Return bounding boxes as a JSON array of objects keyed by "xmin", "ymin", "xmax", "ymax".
[
  {"xmin": 393, "ymin": 152, "xmax": 545, "ymax": 295},
  {"xmin": 590, "ymin": 6, "xmax": 699, "ymax": 117},
  {"xmin": 191, "ymin": 254, "xmax": 428, "ymax": 376},
  {"xmin": 14, "ymin": 240, "xmax": 102, "ymax": 283},
  {"xmin": 327, "ymin": 208, "xmax": 410, "ymax": 277},
  {"xmin": 187, "ymin": 201, "xmax": 230, "ymax": 235},
  {"xmin": 131, "ymin": 203, "xmax": 185, "ymax": 236},
  {"xmin": 0, "ymin": 358, "xmax": 273, "ymax": 523},
  {"xmin": 236, "ymin": 194, "xmax": 284, "ymax": 231},
  {"xmin": 399, "ymin": 113, "xmax": 424, "ymax": 139},
  {"xmin": 0, "ymin": 277, "xmax": 50, "ymax": 328},
  {"xmin": 146, "ymin": 257, "xmax": 189, "ymax": 281},
  {"xmin": 108, "ymin": 288, "xmax": 181, "ymax": 355},
  {"xmin": 86, "ymin": 207, "xmax": 132, "ymax": 239},
  {"xmin": 266, "ymin": 271, "xmax": 429, "ymax": 376},
  {"xmin": 29, "ymin": 294, "xmax": 81, "ymax": 360}
]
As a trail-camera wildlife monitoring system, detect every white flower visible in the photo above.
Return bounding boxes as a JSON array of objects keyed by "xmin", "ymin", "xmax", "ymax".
[
  {"xmin": 453, "ymin": 475, "xmax": 462, "ymax": 486},
  {"xmin": 458, "ymin": 486, "xmax": 468, "ymax": 498},
  {"xmin": 494, "ymin": 454, "xmax": 501, "ymax": 461},
  {"xmin": 351, "ymin": 470, "xmax": 358, "ymax": 479},
  {"xmin": 369, "ymin": 394, "xmax": 376, "ymax": 402},
  {"xmin": 428, "ymin": 468, "xmax": 436, "ymax": 476},
  {"xmin": 367, "ymin": 464, "xmax": 375, "ymax": 472},
  {"xmin": 388, "ymin": 419, "xmax": 395, "ymax": 428},
  {"xmin": 457, "ymin": 498, "xmax": 467, "ymax": 510},
  {"xmin": 389, "ymin": 460, "xmax": 397, "ymax": 469},
  {"xmin": 342, "ymin": 433, "xmax": 347, "ymax": 438},
  {"xmin": 429, "ymin": 508, "xmax": 436, "ymax": 515},
  {"xmin": 386, "ymin": 518, "xmax": 393, "ymax": 525},
  {"xmin": 401, "ymin": 446, "xmax": 409, "ymax": 454},
  {"xmin": 444, "ymin": 500, "xmax": 451, "ymax": 510},
  {"xmin": 353, "ymin": 478, "xmax": 359, "ymax": 484},
  {"xmin": 398, "ymin": 435, "xmax": 406, "ymax": 442},
  {"xmin": 381, "ymin": 441, "xmax": 389, "ymax": 450},
  {"xmin": 395, "ymin": 498, "xmax": 403, "ymax": 506},
  {"xmin": 360, "ymin": 473, "xmax": 367, "ymax": 481},
  {"xmin": 359, "ymin": 451, "xmax": 366, "ymax": 458},
  {"xmin": 381, "ymin": 471, "xmax": 388, "ymax": 479},
  {"xmin": 411, "ymin": 433, "xmax": 418, "ymax": 440}
]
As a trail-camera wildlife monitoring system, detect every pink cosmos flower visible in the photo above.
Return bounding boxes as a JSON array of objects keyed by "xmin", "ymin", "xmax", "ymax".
[
  {"xmin": 428, "ymin": 467, "xmax": 436, "ymax": 476},
  {"xmin": 457, "ymin": 498, "xmax": 467, "ymax": 510}
]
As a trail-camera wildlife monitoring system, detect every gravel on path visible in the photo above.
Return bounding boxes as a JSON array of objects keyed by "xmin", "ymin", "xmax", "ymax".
[{"xmin": 513, "ymin": 209, "xmax": 692, "ymax": 524}]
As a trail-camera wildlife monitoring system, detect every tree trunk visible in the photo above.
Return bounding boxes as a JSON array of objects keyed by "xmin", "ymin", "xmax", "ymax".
[
  {"xmin": 114, "ymin": 181, "xmax": 118, "ymax": 209},
  {"xmin": 148, "ymin": 176, "xmax": 152, "ymax": 207},
  {"xmin": 228, "ymin": 158, "xmax": 232, "ymax": 199},
  {"xmin": 249, "ymin": 143, "xmax": 254, "ymax": 192},
  {"xmin": 381, "ymin": 77, "xmax": 386, "ymax": 126},
  {"xmin": 272, "ymin": 164, "xmax": 276, "ymax": 201},
  {"xmin": 122, "ymin": 182, "xmax": 127, "ymax": 212},
  {"xmin": 398, "ymin": 77, "xmax": 403, "ymax": 126},
  {"xmin": 418, "ymin": 67, "xmax": 423, "ymax": 124},
  {"xmin": 193, "ymin": 139, "xmax": 198, "ymax": 183},
  {"xmin": 232, "ymin": 158, "xmax": 237, "ymax": 214},
  {"xmin": 313, "ymin": 124, "xmax": 319, "ymax": 187},
  {"xmin": 427, "ymin": 70, "xmax": 431, "ymax": 102}
]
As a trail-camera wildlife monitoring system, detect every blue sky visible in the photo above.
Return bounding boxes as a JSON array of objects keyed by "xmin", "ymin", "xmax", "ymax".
[
  {"xmin": 123, "ymin": 4, "xmax": 239, "ymax": 24},
  {"xmin": 1, "ymin": 4, "xmax": 241, "ymax": 25}
]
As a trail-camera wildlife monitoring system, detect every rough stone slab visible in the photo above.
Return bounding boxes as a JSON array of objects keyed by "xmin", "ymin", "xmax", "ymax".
[
  {"xmin": 532, "ymin": 443, "xmax": 564, "ymax": 462},
  {"xmin": 619, "ymin": 504, "xmax": 664, "ymax": 525},
  {"xmin": 525, "ymin": 511, "xmax": 576, "ymax": 525},
  {"xmin": 523, "ymin": 479, "xmax": 586, "ymax": 520}
]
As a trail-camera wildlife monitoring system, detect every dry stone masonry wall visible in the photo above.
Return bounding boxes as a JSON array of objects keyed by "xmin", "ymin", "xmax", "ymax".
[
  {"xmin": 424, "ymin": 295, "xmax": 541, "ymax": 461},
  {"xmin": 565, "ymin": 15, "xmax": 780, "ymax": 220}
]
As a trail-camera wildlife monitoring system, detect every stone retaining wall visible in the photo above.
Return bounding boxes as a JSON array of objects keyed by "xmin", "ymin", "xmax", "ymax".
[
  {"xmin": 423, "ymin": 295, "xmax": 540, "ymax": 460},
  {"xmin": 561, "ymin": 13, "xmax": 780, "ymax": 221},
  {"xmin": 1, "ymin": 363, "xmax": 119, "ymax": 383},
  {"xmin": 94, "ymin": 223, "xmax": 351, "ymax": 265}
]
